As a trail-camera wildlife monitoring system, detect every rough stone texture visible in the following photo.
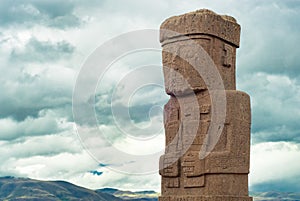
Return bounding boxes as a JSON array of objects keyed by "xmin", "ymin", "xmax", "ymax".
[{"xmin": 159, "ymin": 9, "xmax": 252, "ymax": 201}]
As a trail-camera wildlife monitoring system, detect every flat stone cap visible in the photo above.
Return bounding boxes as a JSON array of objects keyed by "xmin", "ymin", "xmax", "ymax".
[{"xmin": 160, "ymin": 9, "xmax": 240, "ymax": 47}]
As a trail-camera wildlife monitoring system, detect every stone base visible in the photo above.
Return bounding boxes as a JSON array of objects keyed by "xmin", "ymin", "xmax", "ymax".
[{"xmin": 159, "ymin": 196, "xmax": 253, "ymax": 201}]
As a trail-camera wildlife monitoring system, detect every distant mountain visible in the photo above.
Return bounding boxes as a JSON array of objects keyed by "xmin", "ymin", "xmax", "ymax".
[
  {"xmin": 97, "ymin": 188, "xmax": 300, "ymax": 201},
  {"xmin": 1, "ymin": 177, "xmax": 299, "ymax": 201},
  {"xmin": 0, "ymin": 176, "xmax": 122, "ymax": 201},
  {"xmin": 251, "ymin": 191, "xmax": 300, "ymax": 201},
  {"xmin": 100, "ymin": 189, "xmax": 300, "ymax": 201},
  {"xmin": 97, "ymin": 188, "xmax": 158, "ymax": 200}
]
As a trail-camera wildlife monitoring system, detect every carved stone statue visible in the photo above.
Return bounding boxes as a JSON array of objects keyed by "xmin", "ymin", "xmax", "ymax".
[{"xmin": 159, "ymin": 9, "xmax": 253, "ymax": 201}]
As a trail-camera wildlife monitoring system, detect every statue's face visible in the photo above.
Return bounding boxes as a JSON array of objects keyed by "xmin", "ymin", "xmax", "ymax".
[{"xmin": 162, "ymin": 42, "xmax": 207, "ymax": 96}]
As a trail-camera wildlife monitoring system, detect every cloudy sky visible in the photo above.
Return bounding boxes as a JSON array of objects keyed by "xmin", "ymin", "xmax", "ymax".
[{"xmin": 0, "ymin": 0, "xmax": 300, "ymax": 193}]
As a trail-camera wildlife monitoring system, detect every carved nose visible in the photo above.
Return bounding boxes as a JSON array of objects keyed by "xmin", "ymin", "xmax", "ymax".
[{"xmin": 171, "ymin": 54, "xmax": 179, "ymax": 63}]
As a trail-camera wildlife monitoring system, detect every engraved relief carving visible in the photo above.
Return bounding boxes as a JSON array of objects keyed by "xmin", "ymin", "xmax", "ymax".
[
  {"xmin": 222, "ymin": 43, "xmax": 233, "ymax": 68},
  {"xmin": 182, "ymin": 151, "xmax": 205, "ymax": 177},
  {"xmin": 160, "ymin": 154, "xmax": 180, "ymax": 177},
  {"xmin": 182, "ymin": 151, "xmax": 205, "ymax": 188}
]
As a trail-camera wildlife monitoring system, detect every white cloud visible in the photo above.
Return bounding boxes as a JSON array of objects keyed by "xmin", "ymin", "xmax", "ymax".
[
  {"xmin": 239, "ymin": 73, "xmax": 300, "ymax": 143},
  {"xmin": 75, "ymin": 124, "xmax": 164, "ymax": 175},
  {"xmin": 3, "ymin": 151, "xmax": 97, "ymax": 179},
  {"xmin": 70, "ymin": 169, "xmax": 160, "ymax": 192},
  {"xmin": 0, "ymin": 125, "xmax": 95, "ymax": 176},
  {"xmin": 250, "ymin": 141, "xmax": 300, "ymax": 187},
  {"xmin": 0, "ymin": 110, "xmax": 71, "ymax": 140}
]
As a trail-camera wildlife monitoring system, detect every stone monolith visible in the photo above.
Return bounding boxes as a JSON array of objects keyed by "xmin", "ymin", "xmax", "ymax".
[{"xmin": 159, "ymin": 9, "xmax": 252, "ymax": 201}]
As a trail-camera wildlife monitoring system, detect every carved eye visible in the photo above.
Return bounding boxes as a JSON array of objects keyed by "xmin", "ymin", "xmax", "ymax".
[
  {"xmin": 180, "ymin": 46, "xmax": 195, "ymax": 59},
  {"xmin": 186, "ymin": 50, "xmax": 195, "ymax": 59}
]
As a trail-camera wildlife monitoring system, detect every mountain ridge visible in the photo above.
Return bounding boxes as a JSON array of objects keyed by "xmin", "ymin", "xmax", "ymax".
[
  {"xmin": 0, "ymin": 176, "xmax": 121, "ymax": 201},
  {"xmin": 1, "ymin": 177, "xmax": 300, "ymax": 201}
]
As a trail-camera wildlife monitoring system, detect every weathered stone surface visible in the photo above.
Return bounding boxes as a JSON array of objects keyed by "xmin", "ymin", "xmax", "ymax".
[
  {"xmin": 159, "ymin": 9, "xmax": 252, "ymax": 201},
  {"xmin": 160, "ymin": 9, "xmax": 240, "ymax": 47}
]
